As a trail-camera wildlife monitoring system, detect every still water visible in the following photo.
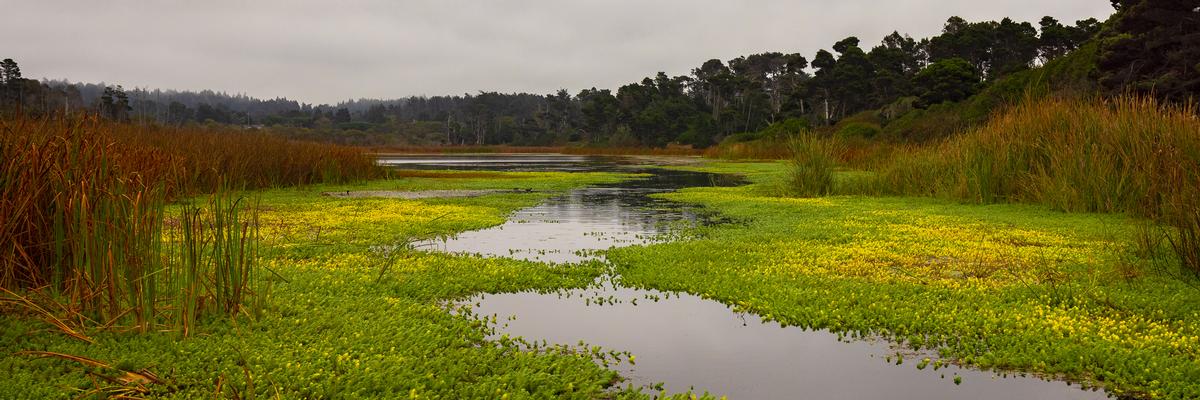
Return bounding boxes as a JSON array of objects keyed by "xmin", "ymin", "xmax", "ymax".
[
  {"xmin": 385, "ymin": 154, "xmax": 1108, "ymax": 399},
  {"xmin": 415, "ymin": 166, "xmax": 739, "ymax": 263}
]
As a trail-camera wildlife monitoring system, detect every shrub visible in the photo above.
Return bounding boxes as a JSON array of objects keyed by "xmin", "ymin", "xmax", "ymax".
[{"xmin": 836, "ymin": 122, "xmax": 882, "ymax": 139}]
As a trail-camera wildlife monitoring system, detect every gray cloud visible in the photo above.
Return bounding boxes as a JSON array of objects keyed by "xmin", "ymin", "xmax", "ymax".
[{"xmin": 1, "ymin": 0, "xmax": 1115, "ymax": 104}]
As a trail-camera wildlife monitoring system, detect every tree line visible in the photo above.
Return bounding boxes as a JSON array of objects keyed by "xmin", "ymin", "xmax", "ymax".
[
  {"xmin": 4, "ymin": 0, "xmax": 1192, "ymax": 147},
  {"xmin": 280, "ymin": 14, "xmax": 1101, "ymax": 147}
]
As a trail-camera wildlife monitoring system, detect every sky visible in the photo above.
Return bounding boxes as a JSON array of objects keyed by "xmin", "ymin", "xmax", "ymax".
[{"xmin": 1, "ymin": 0, "xmax": 1116, "ymax": 105}]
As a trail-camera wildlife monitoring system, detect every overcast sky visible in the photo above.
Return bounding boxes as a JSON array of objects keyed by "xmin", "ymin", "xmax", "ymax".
[{"xmin": 2, "ymin": 0, "xmax": 1115, "ymax": 104}]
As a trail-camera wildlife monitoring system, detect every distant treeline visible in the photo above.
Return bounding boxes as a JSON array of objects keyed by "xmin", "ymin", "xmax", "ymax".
[{"xmin": 2, "ymin": 0, "xmax": 1193, "ymax": 147}]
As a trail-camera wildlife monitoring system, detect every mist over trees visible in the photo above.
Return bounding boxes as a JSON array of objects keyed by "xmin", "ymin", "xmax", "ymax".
[{"xmin": 7, "ymin": 3, "xmax": 1180, "ymax": 148}]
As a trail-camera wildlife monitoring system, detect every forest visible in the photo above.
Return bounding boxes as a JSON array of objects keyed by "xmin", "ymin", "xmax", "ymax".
[
  {"xmin": 6, "ymin": 3, "xmax": 1192, "ymax": 150},
  {"xmin": 3, "ymin": 12, "xmax": 1124, "ymax": 148}
]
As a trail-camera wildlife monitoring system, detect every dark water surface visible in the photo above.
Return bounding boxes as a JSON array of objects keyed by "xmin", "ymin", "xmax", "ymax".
[{"xmin": 385, "ymin": 154, "xmax": 1108, "ymax": 399}]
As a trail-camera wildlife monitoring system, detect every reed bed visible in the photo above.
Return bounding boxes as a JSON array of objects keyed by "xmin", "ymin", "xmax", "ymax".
[
  {"xmin": 867, "ymin": 96, "xmax": 1199, "ymax": 216},
  {"xmin": 115, "ymin": 122, "xmax": 382, "ymax": 197},
  {"xmin": 787, "ymin": 95, "xmax": 1200, "ymax": 275},
  {"xmin": 0, "ymin": 114, "xmax": 381, "ymax": 333},
  {"xmin": 786, "ymin": 133, "xmax": 841, "ymax": 197}
]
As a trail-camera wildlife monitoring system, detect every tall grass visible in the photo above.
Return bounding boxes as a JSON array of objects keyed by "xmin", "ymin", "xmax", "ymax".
[
  {"xmin": 1, "ymin": 114, "xmax": 380, "ymax": 333},
  {"xmin": 863, "ymin": 96, "xmax": 1199, "ymax": 212},
  {"xmin": 112, "ymin": 121, "xmax": 382, "ymax": 197},
  {"xmin": 168, "ymin": 191, "xmax": 264, "ymax": 335},
  {"xmin": 834, "ymin": 95, "xmax": 1200, "ymax": 275},
  {"xmin": 787, "ymin": 133, "xmax": 842, "ymax": 197}
]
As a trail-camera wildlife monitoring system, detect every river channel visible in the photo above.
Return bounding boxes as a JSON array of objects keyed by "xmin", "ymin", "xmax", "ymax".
[{"xmin": 381, "ymin": 154, "xmax": 1108, "ymax": 399}]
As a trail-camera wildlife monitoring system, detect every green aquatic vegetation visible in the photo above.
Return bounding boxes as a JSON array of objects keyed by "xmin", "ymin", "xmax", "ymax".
[
  {"xmin": 1, "ymin": 170, "xmax": 661, "ymax": 399},
  {"xmin": 665, "ymin": 161, "xmax": 787, "ymax": 182},
  {"xmin": 609, "ymin": 162, "xmax": 1200, "ymax": 399}
]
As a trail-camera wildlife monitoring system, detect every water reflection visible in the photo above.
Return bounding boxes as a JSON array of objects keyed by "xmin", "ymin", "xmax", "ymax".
[
  {"xmin": 467, "ymin": 284, "xmax": 1106, "ymax": 400},
  {"xmin": 416, "ymin": 168, "xmax": 739, "ymax": 263}
]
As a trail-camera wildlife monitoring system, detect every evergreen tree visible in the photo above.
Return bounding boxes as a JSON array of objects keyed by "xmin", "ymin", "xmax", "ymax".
[
  {"xmin": 914, "ymin": 58, "xmax": 981, "ymax": 106},
  {"xmin": 1097, "ymin": 0, "xmax": 1200, "ymax": 102}
]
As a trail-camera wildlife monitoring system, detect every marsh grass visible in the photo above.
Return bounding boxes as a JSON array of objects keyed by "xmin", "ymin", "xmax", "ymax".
[
  {"xmin": 786, "ymin": 133, "xmax": 842, "ymax": 197},
  {"xmin": 168, "ymin": 190, "xmax": 266, "ymax": 334},
  {"xmin": 1, "ymin": 114, "xmax": 379, "ymax": 334},
  {"xmin": 827, "ymin": 95, "xmax": 1200, "ymax": 277}
]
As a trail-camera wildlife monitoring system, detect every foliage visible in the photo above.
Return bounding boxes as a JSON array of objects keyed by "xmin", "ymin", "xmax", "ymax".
[
  {"xmin": 926, "ymin": 17, "xmax": 1042, "ymax": 79},
  {"xmin": 835, "ymin": 122, "xmax": 882, "ymax": 139},
  {"xmin": 1097, "ymin": 0, "xmax": 1200, "ymax": 103},
  {"xmin": 914, "ymin": 58, "xmax": 981, "ymax": 107},
  {"xmin": 864, "ymin": 96, "xmax": 1198, "ymax": 211},
  {"xmin": 703, "ymin": 139, "xmax": 792, "ymax": 160},
  {"xmin": 882, "ymin": 41, "xmax": 1100, "ymax": 141},
  {"xmin": 0, "ymin": 119, "xmax": 278, "ymax": 335}
]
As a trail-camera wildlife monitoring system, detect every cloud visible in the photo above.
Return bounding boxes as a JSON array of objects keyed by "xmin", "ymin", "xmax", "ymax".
[{"xmin": 1, "ymin": 0, "xmax": 1115, "ymax": 104}]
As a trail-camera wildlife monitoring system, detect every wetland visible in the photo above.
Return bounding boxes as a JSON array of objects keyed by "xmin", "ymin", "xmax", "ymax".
[{"xmin": 2, "ymin": 154, "xmax": 1195, "ymax": 399}]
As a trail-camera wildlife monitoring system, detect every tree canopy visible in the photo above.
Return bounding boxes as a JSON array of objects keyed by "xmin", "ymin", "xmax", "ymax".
[{"xmin": 1097, "ymin": 0, "xmax": 1200, "ymax": 102}]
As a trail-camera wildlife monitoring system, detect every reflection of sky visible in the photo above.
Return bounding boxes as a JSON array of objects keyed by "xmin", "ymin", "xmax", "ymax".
[
  {"xmin": 470, "ymin": 286, "xmax": 1107, "ymax": 400},
  {"xmin": 402, "ymin": 155, "xmax": 723, "ymax": 263},
  {"xmin": 417, "ymin": 187, "xmax": 700, "ymax": 263}
]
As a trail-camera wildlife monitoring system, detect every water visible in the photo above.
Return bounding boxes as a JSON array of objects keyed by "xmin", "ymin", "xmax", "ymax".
[
  {"xmin": 416, "ymin": 166, "xmax": 739, "ymax": 263},
  {"xmin": 386, "ymin": 154, "xmax": 1108, "ymax": 399},
  {"xmin": 466, "ymin": 284, "xmax": 1105, "ymax": 399}
]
